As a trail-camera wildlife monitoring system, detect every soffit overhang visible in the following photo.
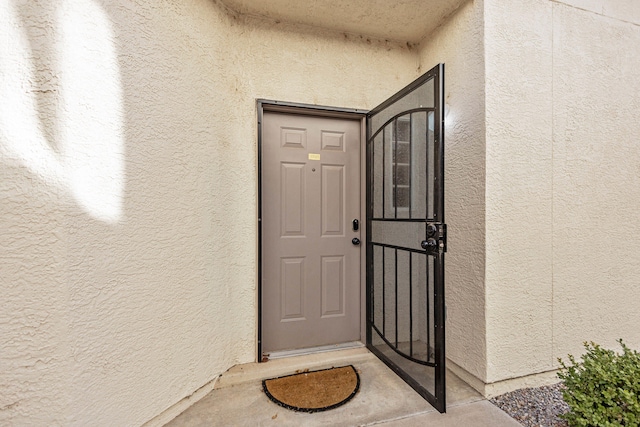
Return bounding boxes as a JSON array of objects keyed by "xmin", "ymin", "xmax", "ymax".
[{"xmin": 219, "ymin": 0, "xmax": 467, "ymax": 44}]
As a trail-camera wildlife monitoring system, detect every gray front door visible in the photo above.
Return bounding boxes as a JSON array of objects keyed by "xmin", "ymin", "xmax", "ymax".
[
  {"xmin": 366, "ymin": 64, "xmax": 447, "ymax": 413},
  {"xmin": 261, "ymin": 111, "xmax": 362, "ymax": 354}
]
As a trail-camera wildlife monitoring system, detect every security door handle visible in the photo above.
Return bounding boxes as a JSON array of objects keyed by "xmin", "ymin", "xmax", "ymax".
[{"xmin": 421, "ymin": 238, "xmax": 437, "ymax": 249}]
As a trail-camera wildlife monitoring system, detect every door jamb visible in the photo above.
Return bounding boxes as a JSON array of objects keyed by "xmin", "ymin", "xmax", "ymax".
[{"xmin": 257, "ymin": 99, "xmax": 368, "ymax": 361}]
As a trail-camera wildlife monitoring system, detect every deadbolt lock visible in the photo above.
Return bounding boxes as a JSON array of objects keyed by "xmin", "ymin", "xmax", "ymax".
[
  {"xmin": 421, "ymin": 238, "xmax": 437, "ymax": 249},
  {"xmin": 422, "ymin": 223, "xmax": 447, "ymax": 255}
]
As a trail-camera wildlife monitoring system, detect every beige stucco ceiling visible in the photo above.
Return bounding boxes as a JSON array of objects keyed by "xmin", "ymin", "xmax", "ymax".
[{"xmin": 219, "ymin": 0, "xmax": 467, "ymax": 44}]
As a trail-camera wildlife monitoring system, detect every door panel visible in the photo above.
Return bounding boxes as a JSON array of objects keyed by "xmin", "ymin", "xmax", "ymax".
[
  {"xmin": 367, "ymin": 64, "xmax": 446, "ymax": 413},
  {"xmin": 321, "ymin": 165, "xmax": 344, "ymax": 235},
  {"xmin": 281, "ymin": 257, "xmax": 305, "ymax": 320},
  {"xmin": 262, "ymin": 112, "xmax": 361, "ymax": 354},
  {"xmin": 321, "ymin": 256, "xmax": 344, "ymax": 316},
  {"xmin": 280, "ymin": 163, "xmax": 305, "ymax": 236}
]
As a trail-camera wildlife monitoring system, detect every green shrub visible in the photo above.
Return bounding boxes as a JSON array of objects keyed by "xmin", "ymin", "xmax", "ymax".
[{"xmin": 557, "ymin": 339, "xmax": 640, "ymax": 427}]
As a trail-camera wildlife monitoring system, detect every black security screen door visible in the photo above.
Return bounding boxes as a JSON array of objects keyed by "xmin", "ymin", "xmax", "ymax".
[{"xmin": 366, "ymin": 64, "xmax": 447, "ymax": 413}]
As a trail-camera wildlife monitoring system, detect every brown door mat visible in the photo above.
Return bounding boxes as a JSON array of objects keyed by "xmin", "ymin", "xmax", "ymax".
[{"xmin": 262, "ymin": 365, "xmax": 360, "ymax": 413}]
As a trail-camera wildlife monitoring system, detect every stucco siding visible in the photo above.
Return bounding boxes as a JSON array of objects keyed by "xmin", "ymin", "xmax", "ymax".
[
  {"xmin": 417, "ymin": 0, "xmax": 488, "ymax": 383},
  {"xmin": 5, "ymin": 0, "xmax": 640, "ymax": 422},
  {"xmin": 484, "ymin": 0, "xmax": 640, "ymax": 387},
  {"xmin": 551, "ymin": 0, "xmax": 640, "ymax": 364},
  {"xmin": 1, "ymin": 0, "xmax": 418, "ymax": 425},
  {"xmin": 1, "ymin": 0, "xmax": 249, "ymax": 425},
  {"xmin": 556, "ymin": 0, "xmax": 640, "ymax": 25},
  {"xmin": 484, "ymin": 0, "xmax": 554, "ymax": 383}
]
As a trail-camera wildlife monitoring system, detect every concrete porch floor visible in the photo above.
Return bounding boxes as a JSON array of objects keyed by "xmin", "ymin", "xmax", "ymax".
[{"xmin": 164, "ymin": 348, "xmax": 519, "ymax": 426}]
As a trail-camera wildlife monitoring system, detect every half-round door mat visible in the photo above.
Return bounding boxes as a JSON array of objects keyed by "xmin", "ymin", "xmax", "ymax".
[{"xmin": 262, "ymin": 365, "xmax": 360, "ymax": 413}]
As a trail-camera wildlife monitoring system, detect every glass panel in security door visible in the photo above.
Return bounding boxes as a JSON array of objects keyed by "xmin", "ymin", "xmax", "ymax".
[{"xmin": 366, "ymin": 64, "xmax": 446, "ymax": 413}]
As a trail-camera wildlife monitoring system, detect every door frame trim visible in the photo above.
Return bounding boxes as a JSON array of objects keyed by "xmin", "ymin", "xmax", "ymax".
[{"xmin": 257, "ymin": 99, "xmax": 368, "ymax": 361}]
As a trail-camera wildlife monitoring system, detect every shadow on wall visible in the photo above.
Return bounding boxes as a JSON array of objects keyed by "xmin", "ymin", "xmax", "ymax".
[{"xmin": 1, "ymin": 0, "xmax": 253, "ymax": 425}]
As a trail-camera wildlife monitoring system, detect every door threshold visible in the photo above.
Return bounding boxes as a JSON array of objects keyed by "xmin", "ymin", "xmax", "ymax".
[{"xmin": 267, "ymin": 341, "xmax": 365, "ymax": 360}]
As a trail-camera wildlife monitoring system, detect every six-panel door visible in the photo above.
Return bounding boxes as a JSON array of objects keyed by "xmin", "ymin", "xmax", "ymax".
[{"xmin": 262, "ymin": 112, "xmax": 362, "ymax": 353}]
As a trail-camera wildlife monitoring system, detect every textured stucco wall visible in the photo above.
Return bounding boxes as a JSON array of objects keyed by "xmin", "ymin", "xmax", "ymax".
[
  {"xmin": 226, "ymin": 12, "xmax": 418, "ymax": 116},
  {"xmin": 484, "ymin": 0, "xmax": 554, "ymax": 384},
  {"xmin": 417, "ymin": 0, "xmax": 488, "ymax": 384},
  {"xmin": 10, "ymin": 0, "xmax": 638, "ymax": 420},
  {"xmin": 2, "ymin": 1, "xmax": 253, "ymax": 425},
  {"xmin": 484, "ymin": 0, "xmax": 640, "ymax": 389},
  {"xmin": 1, "ymin": 0, "xmax": 418, "ymax": 425},
  {"xmin": 551, "ymin": 0, "xmax": 640, "ymax": 365}
]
